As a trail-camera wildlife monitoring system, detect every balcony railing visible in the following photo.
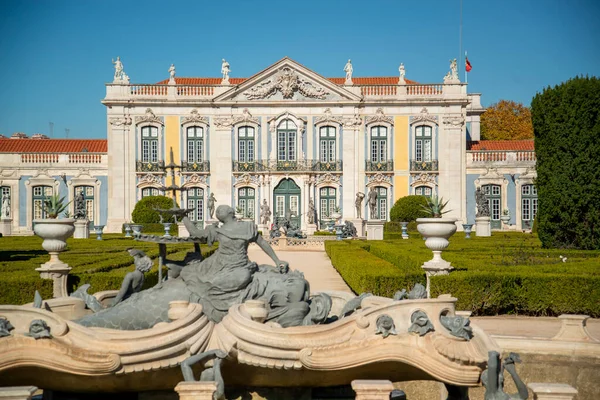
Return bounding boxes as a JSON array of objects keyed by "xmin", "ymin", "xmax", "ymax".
[
  {"xmin": 232, "ymin": 159, "xmax": 343, "ymax": 173},
  {"xmin": 232, "ymin": 161, "xmax": 260, "ymax": 172},
  {"xmin": 467, "ymin": 151, "xmax": 536, "ymax": 167},
  {"xmin": 182, "ymin": 160, "xmax": 210, "ymax": 173},
  {"xmin": 13, "ymin": 153, "xmax": 107, "ymax": 165},
  {"xmin": 365, "ymin": 160, "xmax": 394, "ymax": 172},
  {"xmin": 136, "ymin": 160, "xmax": 165, "ymax": 172},
  {"xmin": 410, "ymin": 160, "xmax": 439, "ymax": 172}
]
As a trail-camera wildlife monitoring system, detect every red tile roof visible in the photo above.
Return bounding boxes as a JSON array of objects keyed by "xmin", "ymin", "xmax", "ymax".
[
  {"xmin": 0, "ymin": 139, "xmax": 107, "ymax": 153},
  {"xmin": 156, "ymin": 76, "xmax": 417, "ymax": 85},
  {"xmin": 467, "ymin": 140, "xmax": 535, "ymax": 151}
]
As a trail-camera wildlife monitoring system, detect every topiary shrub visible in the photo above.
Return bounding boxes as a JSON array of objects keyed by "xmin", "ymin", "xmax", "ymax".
[
  {"xmin": 131, "ymin": 196, "xmax": 177, "ymax": 224},
  {"xmin": 389, "ymin": 196, "xmax": 429, "ymax": 223}
]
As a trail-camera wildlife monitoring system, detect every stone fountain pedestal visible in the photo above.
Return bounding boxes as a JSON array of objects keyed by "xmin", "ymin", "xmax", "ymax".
[
  {"xmin": 73, "ymin": 219, "xmax": 90, "ymax": 239},
  {"xmin": 175, "ymin": 381, "xmax": 217, "ymax": 400},
  {"xmin": 36, "ymin": 263, "xmax": 71, "ymax": 298},
  {"xmin": 348, "ymin": 218, "xmax": 366, "ymax": 237},
  {"xmin": 305, "ymin": 223, "xmax": 317, "ymax": 236}
]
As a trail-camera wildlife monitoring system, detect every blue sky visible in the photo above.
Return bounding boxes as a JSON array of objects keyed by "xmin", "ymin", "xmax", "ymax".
[{"xmin": 0, "ymin": 0, "xmax": 598, "ymax": 139}]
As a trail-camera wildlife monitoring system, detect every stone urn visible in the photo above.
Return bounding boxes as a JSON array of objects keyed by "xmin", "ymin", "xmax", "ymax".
[
  {"xmin": 416, "ymin": 217, "xmax": 458, "ymax": 297},
  {"xmin": 500, "ymin": 213, "xmax": 511, "ymax": 224},
  {"xmin": 33, "ymin": 218, "xmax": 76, "ymax": 298},
  {"xmin": 94, "ymin": 225, "xmax": 105, "ymax": 240},
  {"xmin": 130, "ymin": 224, "xmax": 143, "ymax": 237},
  {"xmin": 400, "ymin": 221, "xmax": 409, "ymax": 239},
  {"xmin": 462, "ymin": 223, "xmax": 473, "ymax": 239}
]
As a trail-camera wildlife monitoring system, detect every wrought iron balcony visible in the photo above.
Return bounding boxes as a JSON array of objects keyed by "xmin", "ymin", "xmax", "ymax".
[
  {"xmin": 136, "ymin": 160, "xmax": 164, "ymax": 172},
  {"xmin": 365, "ymin": 160, "xmax": 394, "ymax": 172},
  {"xmin": 232, "ymin": 159, "xmax": 343, "ymax": 173},
  {"xmin": 233, "ymin": 161, "xmax": 260, "ymax": 172},
  {"xmin": 311, "ymin": 160, "xmax": 343, "ymax": 172},
  {"xmin": 182, "ymin": 160, "xmax": 210, "ymax": 172},
  {"xmin": 410, "ymin": 160, "xmax": 439, "ymax": 172}
]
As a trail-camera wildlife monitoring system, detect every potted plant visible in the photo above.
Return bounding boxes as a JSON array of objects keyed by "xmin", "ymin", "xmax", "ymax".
[{"xmin": 500, "ymin": 208, "xmax": 511, "ymax": 224}]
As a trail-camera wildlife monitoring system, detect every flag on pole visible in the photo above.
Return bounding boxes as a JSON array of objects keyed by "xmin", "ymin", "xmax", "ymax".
[{"xmin": 465, "ymin": 56, "xmax": 472, "ymax": 72}]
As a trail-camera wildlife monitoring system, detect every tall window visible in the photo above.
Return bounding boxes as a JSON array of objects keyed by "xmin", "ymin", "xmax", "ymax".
[
  {"xmin": 238, "ymin": 187, "xmax": 255, "ymax": 218},
  {"xmin": 33, "ymin": 185, "xmax": 53, "ymax": 220},
  {"xmin": 415, "ymin": 186, "xmax": 432, "ymax": 197},
  {"xmin": 141, "ymin": 187, "xmax": 163, "ymax": 198},
  {"xmin": 0, "ymin": 186, "xmax": 10, "ymax": 218},
  {"xmin": 374, "ymin": 186, "xmax": 388, "ymax": 220},
  {"xmin": 521, "ymin": 184, "xmax": 538, "ymax": 228},
  {"xmin": 187, "ymin": 126, "xmax": 204, "ymax": 163},
  {"xmin": 238, "ymin": 127, "xmax": 255, "ymax": 162},
  {"xmin": 483, "ymin": 184, "xmax": 502, "ymax": 229},
  {"xmin": 277, "ymin": 119, "xmax": 297, "ymax": 162},
  {"xmin": 187, "ymin": 188, "xmax": 204, "ymax": 222},
  {"xmin": 415, "ymin": 125, "xmax": 432, "ymax": 162},
  {"xmin": 319, "ymin": 126, "xmax": 336, "ymax": 162},
  {"xmin": 320, "ymin": 187, "xmax": 337, "ymax": 225},
  {"xmin": 75, "ymin": 186, "xmax": 95, "ymax": 223},
  {"xmin": 370, "ymin": 126, "xmax": 387, "ymax": 162},
  {"xmin": 141, "ymin": 126, "xmax": 159, "ymax": 162}
]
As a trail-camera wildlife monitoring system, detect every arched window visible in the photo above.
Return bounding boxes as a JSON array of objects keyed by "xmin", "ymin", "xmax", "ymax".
[
  {"xmin": 238, "ymin": 187, "xmax": 255, "ymax": 219},
  {"xmin": 370, "ymin": 126, "xmax": 387, "ymax": 162},
  {"xmin": 238, "ymin": 126, "xmax": 255, "ymax": 162},
  {"xmin": 415, "ymin": 125, "xmax": 432, "ymax": 162},
  {"xmin": 33, "ymin": 185, "xmax": 53, "ymax": 220},
  {"xmin": 277, "ymin": 119, "xmax": 297, "ymax": 162},
  {"xmin": 141, "ymin": 187, "xmax": 163, "ymax": 198},
  {"xmin": 521, "ymin": 184, "xmax": 538, "ymax": 229},
  {"xmin": 415, "ymin": 186, "xmax": 432, "ymax": 198},
  {"xmin": 75, "ymin": 185, "xmax": 95, "ymax": 225},
  {"xmin": 483, "ymin": 184, "xmax": 502, "ymax": 229},
  {"xmin": 186, "ymin": 126, "xmax": 204, "ymax": 163},
  {"xmin": 141, "ymin": 126, "xmax": 159, "ymax": 163},
  {"xmin": 319, "ymin": 126, "xmax": 336, "ymax": 162},
  {"xmin": 374, "ymin": 186, "xmax": 388, "ymax": 220},
  {"xmin": 187, "ymin": 187, "xmax": 204, "ymax": 222},
  {"xmin": 319, "ymin": 187, "xmax": 337, "ymax": 227}
]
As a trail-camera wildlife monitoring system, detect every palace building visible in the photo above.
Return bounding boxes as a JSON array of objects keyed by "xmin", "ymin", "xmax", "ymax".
[{"xmin": 0, "ymin": 57, "xmax": 537, "ymax": 235}]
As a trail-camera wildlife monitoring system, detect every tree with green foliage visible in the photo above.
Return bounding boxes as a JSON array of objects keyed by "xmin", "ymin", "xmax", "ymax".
[
  {"xmin": 131, "ymin": 196, "xmax": 176, "ymax": 223},
  {"xmin": 389, "ymin": 195, "xmax": 429, "ymax": 222},
  {"xmin": 532, "ymin": 76, "xmax": 600, "ymax": 249},
  {"xmin": 481, "ymin": 100, "xmax": 534, "ymax": 140}
]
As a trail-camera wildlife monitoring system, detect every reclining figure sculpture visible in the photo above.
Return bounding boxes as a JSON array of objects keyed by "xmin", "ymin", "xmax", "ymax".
[{"xmin": 77, "ymin": 205, "xmax": 329, "ymax": 330}]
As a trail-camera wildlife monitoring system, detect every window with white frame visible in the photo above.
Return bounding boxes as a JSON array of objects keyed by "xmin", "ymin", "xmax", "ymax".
[
  {"xmin": 375, "ymin": 186, "xmax": 388, "ymax": 220},
  {"xmin": 75, "ymin": 186, "xmax": 95, "ymax": 223},
  {"xmin": 238, "ymin": 187, "xmax": 255, "ymax": 218},
  {"xmin": 370, "ymin": 126, "xmax": 387, "ymax": 162},
  {"xmin": 521, "ymin": 184, "xmax": 538, "ymax": 228},
  {"xmin": 141, "ymin": 126, "xmax": 159, "ymax": 162},
  {"xmin": 320, "ymin": 187, "xmax": 337, "ymax": 224},
  {"xmin": 415, "ymin": 125, "xmax": 432, "ymax": 162},
  {"xmin": 483, "ymin": 184, "xmax": 502, "ymax": 229},
  {"xmin": 319, "ymin": 126, "xmax": 336, "ymax": 162},
  {"xmin": 238, "ymin": 126, "xmax": 255, "ymax": 162},
  {"xmin": 186, "ymin": 126, "xmax": 204, "ymax": 163},
  {"xmin": 141, "ymin": 187, "xmax": 163, "ymax": 198},
  {"xmin": 187, "ymin": 187, "xmax": 204, "ymax": 222},
  {"xmin": 33, "ymin": 185, "xmax": 53, "ymax": 220},
  {"xmin": 277, "ymin": 119, "xmax": 297, "ymax": 161},
  {"xmin": 415, "ymin": 186, "xmax": 432, "ymax": 197}
]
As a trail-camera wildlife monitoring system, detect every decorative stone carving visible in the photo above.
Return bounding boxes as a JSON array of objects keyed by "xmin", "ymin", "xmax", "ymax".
[
  {"xmin": 411, "ymin": 107, "xmax": 438, "ymax": 125},
  {"xmin": 26, "ymin": 319, "xmax": 52, "ymax": 339},
  {"xmin": 367, "ymin": 173, "xmax": 392, "ymax": 185},
  {"xmin": 232, "ymin": 108, "xmax": 260, "ymax": 125},
  {"xmin": 1, "ymin": 193, "xmax": 10, "ymax": 218},
  {"xmin": 207, "ymin": 194, "xmax": 217, "ymax": 219},
  {"xmin": 365, "ymin": 108, "xmax": 393, "ymax": 125},
  {"xmin": 235, "ymin": 173, "xmax": 259, "ymax": 186},
  {"xmin": 343, "ymin": 111, "xmax": 363, "ymax": 128},
  {"xmin": 268, "ymin": 112, "xmax": 306, "ymax": 134},
  {"xmin": 181, "ymin": 349, "xmax": 227, "ymax": 400},
  {"xmin": 443, "ymin": 58, "xmax": 460, "ymax": 83},
  {"xmin": 475, "ymin": 187, "xmax": 490, "ymax": 217},
  {"xmin": 185, "ymin": 174, "xmax": 207, "ymax": 186},
  {"xmin": 440, "ymin": 315, "xmax": 473, "ymax": 340},
  {"xmin": 368, "ymin": 187, "xmax": 378, "ymax": 219},
  {"xmin": 139, "ymin": 174, "xmax": 162, "ymax": 185},
  {"xmin": 74, "ymin": 191, "xmax": 86, "ymax": 219},
  {"xmin": 135, "ymin": 108, "xmax": 163, "ymax": 125},
  {"xmin": 393, "ymin": 283, "xmax": 427, "ymax": 301},
  {"xmin": 111, "ymin": 249, "xmax": 153, "ymax": 306},
  {"xmin": 344, "ymin": 59, "xmax": 353, "ymax": 85},
  {"xmin": 443, "ymin": 114, "xmax": 465, "ymax": 127},
  {"xmin": 0, "ymin": 318, "xmax": 14, "ymax": 337},
  {"xmin": 213, "ymin": 116, "xmax": 234, "ymax": 128},
  {"xmin": 109, "ymin": 116, "xmax": 132, "ymax": 127},
  {"xmin": 182, "ymin": 109, "xmax": 209, "ymax": 125},
  {"xmin": 316, "ymin": 173, "xmax": 340, "ymax": 186},
  {"xmin": 411, "ymin": 173, "xmax": 436, "ymax": 186},
  {"xmin": 408, "ymin": 311, "xmax": 435, "ymax": 336},
  {"xmin": 375, "ymin": 314, "xmax": 397, "ymax": 338},
  {"xmin": 168, "ymin": 64, "xmax": 176, "ymax": 84},
  {"xmin": 315, "ymin": 108, "xmax": 343, "ymax": 125},
  {"xmin": 244, "ymin": 67, "xmax": 329, "ymax": 100},
  {"xmin": 260, "ymin": 200, "xmax": 271, "ymax": 225},
  {"xmin": 70, "ymin": 284, "xmax": 104, "ymax": 312},
  {"xmin": 355, "ymin": 192, "xmax": 365, "ymax": 219}
]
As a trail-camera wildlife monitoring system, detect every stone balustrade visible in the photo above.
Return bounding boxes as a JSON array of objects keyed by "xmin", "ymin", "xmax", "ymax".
[
  {"xmin": 6, "ymin": 153, "xmax": 107, "ymax": 166},
  {"xmin": 467, "ymin": 150, "xmax": 536, "ymax": 167}
]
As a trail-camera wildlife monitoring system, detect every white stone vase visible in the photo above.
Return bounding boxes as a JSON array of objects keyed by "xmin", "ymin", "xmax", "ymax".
[{"xmin": 33, "ymin": 218, "xmax": 76, "ymax": 265}]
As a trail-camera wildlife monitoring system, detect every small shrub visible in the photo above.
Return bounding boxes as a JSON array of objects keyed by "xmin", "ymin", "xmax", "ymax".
[
  {"xmin": 131, "ymin": 196, "xmax": 177, "ymax": 224},
  {"xmin": 314, "ymin": 230, "xmax": 336, "ymax": 236},
  {"xmin": 389, "ymin": 196, "xmax": 429, "ymax": 223}
]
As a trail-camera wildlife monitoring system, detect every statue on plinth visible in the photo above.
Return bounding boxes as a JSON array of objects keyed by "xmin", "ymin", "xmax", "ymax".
[
  {"xmin": 398, "ymin": 63, "xmax": 406, "ymax": 84},
  {"xmin": 112, "ymin": 56, "xmax": 125, "ymax": 82},
  {"xmin": 168, "ymin": 63, "xmax": 176, "ymax": 82},
  {"xmin": 355, "ymin": 192, "xmax": 365, "ymax": 219},
  {"xmin": 221, "ymin": 59, "xmax": 230, "ymax": 83},
  {"xmin": 74, "ymin": 191, "xmax": 87, "ymax": 219},
  {"xmin": 307, "ymin": 198, "xmax": 316, "ymax": 225},
  {"xmin": 475, "ymin": 187, "xmax": 490, "ymax": 217},
  {"xmin": 368, "ymin": 187, "xmax": 378, "ymax": 219},
  {"xmin": 208, "ymin": 193, "xmax": 217, "ymax": 219},
  {"xmin": 260, "ymin": 199, "xmax": 271, "ymax": 225},
  {"xmin": 1, "ymin": 194, "xmax": 10, "ymax": 218},
  {"xmin": 444, "ymin": 58, "xmax": 460, "ymax": 83},
  {"xmin": 344, "ymin": 59, "xmax": 353, "ymax": 84}
]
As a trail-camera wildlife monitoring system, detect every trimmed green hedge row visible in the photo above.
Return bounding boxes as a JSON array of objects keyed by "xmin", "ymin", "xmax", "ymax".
[
  {"xmin": 325, "ymin": 232, "xmax": 600, "ymax": 316},
  {"xmin": 0, "ymin": 235, "xmax": 216, "ymax": 305}
]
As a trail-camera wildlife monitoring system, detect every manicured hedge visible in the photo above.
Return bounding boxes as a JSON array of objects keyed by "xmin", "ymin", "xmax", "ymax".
[{"xmin": 325, "ymin": 232, "xmax": 600, "ymax": 317}]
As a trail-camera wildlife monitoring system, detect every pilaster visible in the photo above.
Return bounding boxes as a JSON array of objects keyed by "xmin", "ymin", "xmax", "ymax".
[
  {"xmin": 106, "ymin": 114, "xmax": 133, "ymax": 233},
  {"xmin": 342, "ymin": 125, "xmax": 358, "ymax": 219}
]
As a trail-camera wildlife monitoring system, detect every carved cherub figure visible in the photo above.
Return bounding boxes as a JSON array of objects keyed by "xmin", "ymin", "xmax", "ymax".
[{"xmin": 27, "ymin": 319, "xmax": 51, "ymax": 339}]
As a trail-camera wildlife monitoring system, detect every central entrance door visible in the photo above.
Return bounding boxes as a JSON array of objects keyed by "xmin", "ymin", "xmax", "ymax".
[{"xmin": 273, "ymin": 178, "xmax": 301, "ymax": 229}]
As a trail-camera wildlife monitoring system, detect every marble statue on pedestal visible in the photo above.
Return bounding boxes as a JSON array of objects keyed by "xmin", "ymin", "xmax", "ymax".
[
  {"xmin": 355, "ymin": 192, "xmax": 365, "ymax": 219},
  {"xmin": 208, "ymin": 193, "xmax": 217, "ymax": 219},
  {"xmin": 368, "ymin": 187, "xmax": 378, "ymax": 219},
  {"xmin": 444, "ymin": 58, "xmax": 460, "ymax": 83},
  {"xmin": 168, "ymin": 63, "xmax": 176, "ymax": 82},
  {"xmin": 344, "ymin": 59, "xmax": 353, "ymax": 84},
  {"xmin": 112, "ymin": 56, "xmax": 126, "ymax": 82},
  {"xmin": 398, "ymin": 63, "xmax": 406, "ymax": 84},
  {"xmin": 260, "ymin": 199, "xmax": 271, "ymax": 225},
  {"xmin": 1, "ymin": 194, "xmax": 10, "ymax": 218},
  {"xmin": 476, "ymin": 187, "xmax": 490, "ymax": 217},
  {"xmin": 307, "ymin": 198, "xmax": 316, "ymax": 225},
  {"xmin": 221, "ymin": 59, "xmax": 230, "ymax": 83}
]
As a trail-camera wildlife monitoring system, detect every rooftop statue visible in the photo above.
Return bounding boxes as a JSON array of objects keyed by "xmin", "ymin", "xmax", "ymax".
[
  {"xmin": 398, "ymin": 63, "xmax": 406, "ymax": 84},
  {"xmin": 112, "ymin": 56, "xmax": 126, "ymax": 82},
  {"xmin": 221, "ymin": 59, "xmax": 230, "ymax": 83},
  {"xmin": 76, "ymin": 205, "xmax": 324, "ymax": 329},
  {"xmin": 344, "ymin": 59, "xmax": 353, "ymax": 84}
]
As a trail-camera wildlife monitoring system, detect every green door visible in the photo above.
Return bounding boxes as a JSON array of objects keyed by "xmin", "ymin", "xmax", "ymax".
[
  {"xmin": 273, "ymin": 178, "xmax": 301, "ymax": 229},
  {"xmin": 483, "ymin": 184, "xmax": 501, "ymax": 230}
]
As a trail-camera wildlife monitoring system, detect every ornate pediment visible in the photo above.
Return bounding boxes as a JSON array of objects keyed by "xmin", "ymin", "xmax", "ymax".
[
  {"xmin": 316, "ymin": 173, "xmax": 341, "ymax": 186},
  {"xmin": 213, "ymin": 57, "xmax": 362, "ymax": 103},
  {"xmin": 367, "ymin": 173, "xmax": 392, "ymax": 185},
  {"xmin": 183, "ymin": 174, "xmax": 207, "ymax": 187},
  {"xmin": 411, "ymin": 173, "xmax": 437, "ymax": 186},
  {"xmin": 109, "ymin": 115, "xmax": 132, "ymax": 127},
  {"xmin": 315, "ymin": 108, "xmax": 343, "ymax": 125},
  {"xmin": 182, "ymin": 109, "xmax": 209, "ymax": 125},
  {"xmin": 411, "ymin": 107, "xmax": 438, "ymax": 125},
  {"xmin": 138, "ymin": 173, "xmax": 162, "ymax": 185},
  {"xmin": 365, "ymin": 108, "xmax": 393, "ymax": 125},
  {"xmin": 233, "ymin": 109, "xmax": 260, "ymax": 125},
  {"xmin": 135, "ymin": 108, "xmax": 163, "ymax": 125}
]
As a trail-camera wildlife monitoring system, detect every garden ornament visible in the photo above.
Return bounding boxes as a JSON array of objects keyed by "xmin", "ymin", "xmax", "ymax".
[
  {"xmin": 27, "ymin": 319, "xmax": 51, "ymax": 339},
  {"xmin": 440, "ymin": 315, "xmax": 473, "ymax": 340},
  {"xmin": 0, "ymin": 318, "xmax": 14, "ymax": 338},
  {"xmin": 408, "ymin": 310, "xmax": 435, "ymax": 336},
  {"xmin": 375, "ymin": 314, "xmax": 397, "ymax": 338}
]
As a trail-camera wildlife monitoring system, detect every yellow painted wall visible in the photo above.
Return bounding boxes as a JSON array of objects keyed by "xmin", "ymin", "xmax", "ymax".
[
  {"xmin": 393, "ymin": 116, "xmax": 409, "ymax": 201},
  {"xmin": 164, "ymin": 116, "xmax": 181, "ymax": 186}
]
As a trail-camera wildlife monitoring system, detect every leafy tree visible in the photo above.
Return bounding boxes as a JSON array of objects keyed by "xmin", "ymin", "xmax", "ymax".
[
  {"xmin": 131, "ymin": 196, "xmax": 176, "ymax": 223},
  {"xmin": 481, "ymin": 100, "xmax": 533, "ymax": 140},
  {"xmin": 389, "ymin": 195, "xmax": 429, "ymax": 222},
  {"xmin": 532, "ymin": 76, "xmax": 600, "ymax": 249}
]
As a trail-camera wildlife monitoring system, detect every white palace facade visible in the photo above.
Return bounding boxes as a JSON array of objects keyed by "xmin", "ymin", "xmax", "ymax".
[{"xmin": 0, "ymin": 57, "xmax": 538, "ymax": 235}]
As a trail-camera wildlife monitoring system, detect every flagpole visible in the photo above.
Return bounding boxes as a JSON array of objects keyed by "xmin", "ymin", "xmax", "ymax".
[{"xmin": 459, "ymin": 0, "xmax": 463, "ymax": 80}]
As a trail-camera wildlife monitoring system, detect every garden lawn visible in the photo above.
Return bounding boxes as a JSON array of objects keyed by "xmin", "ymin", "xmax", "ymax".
[
  {"xmin": 325, "ymin": 232, "xmax": 600, "ymax": 317},
  {"xmin": 0, "ymin": 234, "xmax": 215, "ymax": 305}
]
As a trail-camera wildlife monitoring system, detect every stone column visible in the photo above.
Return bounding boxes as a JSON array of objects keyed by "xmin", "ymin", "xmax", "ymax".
[
  {"xmin": 351, "ymin": 380, "xmax": 394, "ymax": 400},
  {"xmin": 528, "ymin": 383, "xmax": 577, "ymax": 400},
  {"xmin": 174, "ymin": 381, "xmax": 217, "ymax": 400},
  {"xmin": 106, "ymin": 116, "xmax": 134, "ymax": 233},
  {"xmin": 211, "ymin": 122, "xmax": 233, "ymax": 206},
  {"xmin": 0, "ymin": 387, "xmax": 37, "ymax": 400}
]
